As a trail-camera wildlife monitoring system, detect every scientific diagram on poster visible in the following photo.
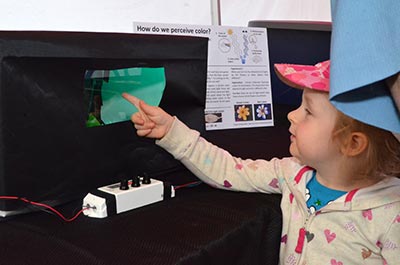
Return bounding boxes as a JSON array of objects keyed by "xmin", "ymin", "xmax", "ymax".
[{"xmin": 133, "ymin": 22, "xmax": 274, "ymax": 130}]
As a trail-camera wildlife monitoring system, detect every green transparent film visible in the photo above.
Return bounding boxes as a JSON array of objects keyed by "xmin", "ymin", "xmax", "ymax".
[{"xmin": 84, "ymin": 67, "xmax": 165, "ymax": 127}]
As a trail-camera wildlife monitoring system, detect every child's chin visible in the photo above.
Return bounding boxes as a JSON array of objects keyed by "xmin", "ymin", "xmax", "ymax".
[
  {"xmin": 289, "ymin": 146, "xmax": 298, "ymax": 158},
  {"xmin": 289, "ymin": 151, "xmax": 304, "ymax": 164}
]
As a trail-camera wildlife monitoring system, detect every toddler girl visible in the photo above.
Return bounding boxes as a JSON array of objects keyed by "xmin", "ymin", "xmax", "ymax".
[{"xmin": 123, "ymin": 60, "xmax": 400, "ymax": 264}]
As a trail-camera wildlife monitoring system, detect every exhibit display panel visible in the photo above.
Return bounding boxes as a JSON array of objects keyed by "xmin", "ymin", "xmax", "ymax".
[{"xmin": 0, "ymin": 31, "xmax": 208, "ymax": 216}]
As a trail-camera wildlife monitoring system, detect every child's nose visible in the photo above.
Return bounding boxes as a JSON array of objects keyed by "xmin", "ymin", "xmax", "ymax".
[
  {"xmin": 287, "ymin": 108, "xmax": 299, "ymax": 124},
  {"xmin": 287, "ymin": 109, "xmax": 295, "ymax": 123}
]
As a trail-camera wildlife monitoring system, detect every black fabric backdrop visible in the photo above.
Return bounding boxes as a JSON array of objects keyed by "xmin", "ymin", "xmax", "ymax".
[{"xmin": 0, "ymin": 31, "xmax": 208, "ymax": 214}]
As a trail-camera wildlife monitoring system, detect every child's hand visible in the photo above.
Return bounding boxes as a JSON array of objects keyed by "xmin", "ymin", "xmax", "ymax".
[{"xmin": 122, "ymin": 93, "xmax": 174, "ymax": 139}]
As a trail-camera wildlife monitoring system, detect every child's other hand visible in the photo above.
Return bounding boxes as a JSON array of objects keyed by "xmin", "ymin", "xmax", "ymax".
[{"xmin": 122, "ymin": 93, "xmax": 174, "ymax": 139}]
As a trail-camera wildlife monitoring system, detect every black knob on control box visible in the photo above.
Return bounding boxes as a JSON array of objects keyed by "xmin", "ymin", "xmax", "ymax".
[
  {"xmin": 119, "ymin": 179, "xmax": 129, "ymax": 190},
  {"xmin": 142, "ymin": 172, "xmax": 151, "ymax": 184},
  {"xmin": 131, "ymin": 175, "xmax": 141, "ymax": 187}
]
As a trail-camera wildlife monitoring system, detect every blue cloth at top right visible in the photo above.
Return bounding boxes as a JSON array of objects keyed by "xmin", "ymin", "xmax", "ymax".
[{"xmin": 330, "ymin": 0, "xmax": 400, "ymax": 133}]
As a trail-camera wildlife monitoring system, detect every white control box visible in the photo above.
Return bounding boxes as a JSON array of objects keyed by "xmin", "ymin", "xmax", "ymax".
[{"xmin": 83, "ymin": 178, "xmax": 175, "ymax": 218}]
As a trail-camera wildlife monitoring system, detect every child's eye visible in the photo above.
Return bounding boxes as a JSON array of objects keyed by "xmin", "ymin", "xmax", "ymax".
[{"xmin": 305, "ymin": 108, "xmax": 312, "ymax": 115}]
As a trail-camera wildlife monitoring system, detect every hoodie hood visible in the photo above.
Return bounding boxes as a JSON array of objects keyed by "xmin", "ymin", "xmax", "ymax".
[{"xmin": 324, "ymin": 177, "xmax": 400, "ymax": 211}]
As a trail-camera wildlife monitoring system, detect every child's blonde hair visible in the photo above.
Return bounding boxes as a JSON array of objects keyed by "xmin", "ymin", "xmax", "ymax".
[{"xmin": 333, "ymin": 111, "xmax": 400, "ymax": 179}]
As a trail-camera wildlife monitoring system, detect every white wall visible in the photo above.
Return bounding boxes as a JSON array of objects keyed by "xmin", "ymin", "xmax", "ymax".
[
  {"xmin": 0, "ymin": 0, "xmax": 331, "ymax": 32},
  {"xmin": 0, "ymin": 0, "xmax": 212, "ymax": 33},
  {"xmin": 220, "ymin": 0, "xmax": 331, "ymax": 26}
]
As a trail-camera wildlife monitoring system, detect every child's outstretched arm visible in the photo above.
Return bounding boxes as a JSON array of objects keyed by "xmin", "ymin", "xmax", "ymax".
[
  {"xmin": 122, "ymin": 93, "xmax": 289, "ymax": 194},
  {"xmin": 122, "ymin": 93, "xmax": 174, "ymax": 139}
]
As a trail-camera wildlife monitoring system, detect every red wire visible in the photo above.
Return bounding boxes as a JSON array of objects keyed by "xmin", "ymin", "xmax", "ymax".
[
  {"xmin": 173, "ymin": 180, "xmax": 202, "ymax": 190},
  {"xmin": 0, "ymin": 196, "xmax": 87, "ymax": 222}
]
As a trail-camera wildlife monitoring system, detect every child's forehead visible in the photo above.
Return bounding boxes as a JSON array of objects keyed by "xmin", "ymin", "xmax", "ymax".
[
  {"xmin": 302, "ymin": 88, "xmax": 331, "ymax": 105},
  {"xmin": 302, "ymin": 87, "xmax": 329, "ymax": 98}
]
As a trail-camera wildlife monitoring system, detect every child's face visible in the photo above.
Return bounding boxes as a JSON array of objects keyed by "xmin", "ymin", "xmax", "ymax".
[{"xmin": 287, "ymin": 89, "xmax": 340, "ymax": 168}]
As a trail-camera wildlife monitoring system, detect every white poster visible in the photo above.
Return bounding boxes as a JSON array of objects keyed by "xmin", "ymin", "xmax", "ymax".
[{"xmin": 133, "ymin": 22, "xmax": 273, "ymax": 130}]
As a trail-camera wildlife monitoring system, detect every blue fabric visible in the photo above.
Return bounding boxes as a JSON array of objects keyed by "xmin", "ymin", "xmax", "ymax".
[
  {"xmin": 306, "ymin": 172, "xmax": 346, "ymax": 212},
  {"xmin": 330, "ymin": 0, "xmax": 400, "ymax": 133}
]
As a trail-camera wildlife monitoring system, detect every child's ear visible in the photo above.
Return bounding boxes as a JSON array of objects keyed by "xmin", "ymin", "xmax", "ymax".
[{"xmin": 343, "ymin": 132, "xmax": 369, "ymax": 157}]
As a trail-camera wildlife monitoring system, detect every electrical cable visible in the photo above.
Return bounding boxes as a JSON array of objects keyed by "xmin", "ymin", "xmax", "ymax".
[
  {"xmin": 0, "ymin": 196, "xmax": 87, "ymax": 222},
  {"xmin": 173, "ymin": 180, "xmax": 203, "ymax": 190},
  {"xmin": 1, "ymin": 180, "xmax": 203, "ymax": 221}
]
